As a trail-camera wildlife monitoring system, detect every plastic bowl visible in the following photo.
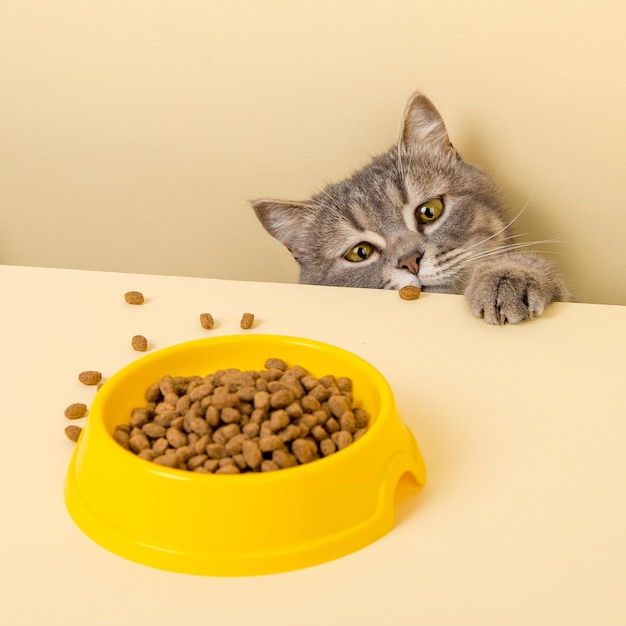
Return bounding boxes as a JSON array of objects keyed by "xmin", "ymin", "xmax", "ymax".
[{"xmin": 64, "ymin": 334, "xmax": 426, "ymax": 576}]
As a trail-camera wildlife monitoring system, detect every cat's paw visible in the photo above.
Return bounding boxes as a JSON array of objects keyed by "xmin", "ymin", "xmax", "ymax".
[{"xmin": 464, "ymin": 255, "xmax": 571, "ymax": 325}]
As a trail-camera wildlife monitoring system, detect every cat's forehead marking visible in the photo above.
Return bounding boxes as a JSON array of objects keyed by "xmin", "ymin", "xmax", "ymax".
[
  {"xmin": 384, "ymin": 181, "xmax": 405, "ymax": 208},
  {"xmin": 341, "ymin": 200, "xmax": 398, "ymax": 235},
  {"xmin": 343, "ymin": 202, "xmax": 370, "ymax": 230}
]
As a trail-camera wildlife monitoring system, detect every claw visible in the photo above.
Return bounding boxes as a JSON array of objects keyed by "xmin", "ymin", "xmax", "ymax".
[
  {"xmin": 499, "ymin": 311, "xmax": 506, "ymax": 326},
  {"xmin": 528, "ymin": 310, "xmax": 535, "ymax": 321}
]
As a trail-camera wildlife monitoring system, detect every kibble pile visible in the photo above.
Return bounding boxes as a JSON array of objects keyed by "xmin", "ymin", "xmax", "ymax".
[{"xmin": 113, "ymin": 358, "xmax": 369, "ymax": 473}]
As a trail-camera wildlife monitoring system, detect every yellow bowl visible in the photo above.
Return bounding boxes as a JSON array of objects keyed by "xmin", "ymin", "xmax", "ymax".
[{"xmin": 64, "ymin": 334, "xmax": 426, "ymax": 576}]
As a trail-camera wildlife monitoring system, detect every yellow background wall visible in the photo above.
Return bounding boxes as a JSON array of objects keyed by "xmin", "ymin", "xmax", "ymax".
[{"xmin": 2, "ymin": 1, "xmax": 625, "ymax": 305}]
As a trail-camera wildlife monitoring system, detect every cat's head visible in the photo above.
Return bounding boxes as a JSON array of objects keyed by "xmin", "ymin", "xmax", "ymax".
[{"xmin": 252, "ymin": 92, "xmax": 509, "ymax": 293}]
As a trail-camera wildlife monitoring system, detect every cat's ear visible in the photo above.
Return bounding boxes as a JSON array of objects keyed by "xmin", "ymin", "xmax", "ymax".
[
  {"xmin": 251, "ymin": 198, "xmax": 313, "ymax": 261},
  {"xmin": 400, "ymin": 91, "xmax": 456, "ymax": 155}
]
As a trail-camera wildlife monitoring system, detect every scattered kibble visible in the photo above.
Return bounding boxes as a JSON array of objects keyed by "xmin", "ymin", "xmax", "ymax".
[
  {"xmin": 124, "ymin": 291, "xmax": 145, "ymax": 305},
  {"xmin": 112, "ymin": 358, "xmax": 369, "ymax": 473},
  {"xmin": 64, "ymin": 403, "xmax": 88, "ymax": 419},
  {"xmin": 78, "ymin": 370, "xmax": 102, "ymax": 386},
  {"xmin": 131, "ymin": 335, "xmax": 148, "ymax": 352},
  {"xmin": 398, "ymin": 285, "xmax": 421, "ymax": 300},
  {"xmin": 64, "ymin": 425, "xmax": 83, "ymax": 442},
  {"xmin": 200, "ymin": 313, "xmax": 215, "ymax": 329},
  {"xmin": 240, "ymin": 312, "xmax": 255, "ymax": 329}
]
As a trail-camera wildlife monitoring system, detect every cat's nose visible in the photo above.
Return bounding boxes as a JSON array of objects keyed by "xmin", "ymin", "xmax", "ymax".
[{"xmin": 399, "ymin": 253, "xmax": 421, "ymax": 275}]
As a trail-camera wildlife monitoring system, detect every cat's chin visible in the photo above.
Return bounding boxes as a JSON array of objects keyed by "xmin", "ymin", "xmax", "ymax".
[{"xmin": 393, "ymin": 279, "xmax": 422, "ymax": 291}]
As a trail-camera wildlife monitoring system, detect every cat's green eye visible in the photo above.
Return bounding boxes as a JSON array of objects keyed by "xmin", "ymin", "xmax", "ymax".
[
  {"xmin": 416, "ymin": 198, "xmax": 444, "ymax": 224},
  {"xmin": 345, "ymin": 242, "xmax": 374, "ymax": 263}
]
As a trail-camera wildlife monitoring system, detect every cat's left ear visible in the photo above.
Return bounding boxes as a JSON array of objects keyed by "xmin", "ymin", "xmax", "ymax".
[
  {"xmin": 400, "ymin": 91, "xmax": 457, "ymax": 156},
  {"xmin": 251, "ymin": 198, "xmax": 313, "ymax": 261}
]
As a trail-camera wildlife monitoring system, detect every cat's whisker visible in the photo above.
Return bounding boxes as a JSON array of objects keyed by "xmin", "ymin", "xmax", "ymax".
[
  {"xmin": 516, "ymin": 248, "xmax": 577, "ymax": 260},
  {"xmin": 465, "ymin": 195, "xmax": 534, "ymax": 251},
  {"xmin": 458, "ymin": 238, "xmax": 563, "ymax": 267},
  {"xmin": 466, "ymin": 243, "xmax": 549, "ymax": 263},
  {"xmin": 431, "ymin": 238, "xmax": 564, "ymax": 281}
]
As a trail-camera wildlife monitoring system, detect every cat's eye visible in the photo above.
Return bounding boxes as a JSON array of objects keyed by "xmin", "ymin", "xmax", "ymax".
[
  {"xmin": 416, "ymin": 198, "xmax": 444, "ymax": 224},
  {"xmin": 344, "ymin": 242, "xmax": 375, "ymax": 263}
]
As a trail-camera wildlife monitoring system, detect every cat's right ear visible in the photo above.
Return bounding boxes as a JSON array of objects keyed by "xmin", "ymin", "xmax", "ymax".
[
  {"xmin": 250, "ymin": 199, "xmax": 313, "ymax": 261},
  {"xmin": 399, "ymin": 91, "xmax": 456, "ymax": 156}
]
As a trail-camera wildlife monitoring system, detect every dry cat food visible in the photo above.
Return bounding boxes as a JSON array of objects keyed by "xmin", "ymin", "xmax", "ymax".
[
  {"xmin": 113, "ymin": 358, "xmax": 370, "ymax": 473},
  {"xmin": 200, "ymin": 313, "xmax": 215, "ymax": 329},
  {"xmin": 132, "ymin": 334, "xmax": 148, "ymax": 351},
  {"xmin": 78, "ymin": 370, "xmax": 102, "ymax": 385},
  {"xmin": 240, "ymin": 312, "xmax": 255, "ymax": 329},
  {"xmin": 398, "ymin": 285, "xmax": 421, "ymax": 300},
  {"xmin": 65, "ymin": 402, "xmax": 88, "ymax": 419},
  {"xmin": 124, "ymin": 291, "xmax": 145, "ymax": 305},
  {"xmin": 64, "ymin": 425, "xmax": 83, "ymax": 442}
]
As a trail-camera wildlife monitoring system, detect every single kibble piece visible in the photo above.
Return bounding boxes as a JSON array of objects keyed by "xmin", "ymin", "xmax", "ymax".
[
  {"xmin": 270, "ymin": 389, "xmax": 294, "ymax": 410},
  {"xmin": 242, "ymin": 422, "xmax": 260, "ymax": 438},
  {"xmin": 200, "ymin": 313, "xmax": 214, "ymax": 329},
  {"xmin": 138, "ymin": 449, "xmax": 159, "ymax": 462},
  {"xmin": 142, "ymin": 422, "xmax": 166, "ymax": 439},
  {"xmin": 273, "ymin": 448, "xmax": 297, "ymax": 469},
  {"xmin": 320, "ymin": 437, "xmax": 337, "ymax": 456},
  {"xmin": 152, "ymin": 437, "xmax": 169, "ymax": 455},
  {"xmin": 129, "ymin": 433, "xmax": 151, "ymax": 453},
  {"xmin": 265, "ymin": 358, "xmax": 288, "ymax": 371},
  {"xmin": 354, "ymin": 407, "xmax": 369, "ymax": 429},
  {"xmin": 328, "ymin": 394, "xmax": 351, "ymax": 418},
  {"xmin": 259, "ymin": 434, "xmax": 284, "ymax": 452},
  {"xmin": 292, "ymin": 438, "xmax": 317, "ymax": 464},
  {"xmin": 398, "ymin": 285, "xmax": 421, "ymax": 300},
  {"xmin": 64, "ymin": 403, "xmax": 88, "ymax": 419},
  {"xmin": 124, "ymin": 291, "xmax": 145, "ymax": 305},
  {"xmin": 240, "ymin": 312, "xmax": 255, "ymax": 329},
  {"xmin": 187, "ymin": 454, "xmax": 209, "ymax": 471},
  {"xmin": 331, "ymin": 430, "xmax": 353, "ymax": 450},
  {"xmin": 131, "ymin": 334, "xmax": 148, "ymax": 351},
  {"xmin": 157, "ymin": 450, "xmax": 177, "ymax": 467},
  {"xmin": 130, "ymin": 407, "xmax": 150, "ymax": 428},
  {"xmin": 113, "ymin": 428, "xmax": 130, "ymax": 449},
  {"xmin": 241, "ymin": 439, "xmax": 263, "ymax": 470},
  {"xmin": 64, "ymin": 425, "xmax": 82, "ymax": 442},
  {"xmin": 78, "ymin": 370, "xmax": 102, "ymax": 386},
  {"xmin": 166, "ymin": 427, "xmax": 188, "ymax": 449},
  {"xmin": 339, "ymin": 411, "xmax": 356, "ymax": 433},
  {"xmin": 261, "ymin": 460, "xmax": 280, "ymax": 472},
  {"xmin": 336, "ymin": 377, "xmax": 353, "ymax": 392}
]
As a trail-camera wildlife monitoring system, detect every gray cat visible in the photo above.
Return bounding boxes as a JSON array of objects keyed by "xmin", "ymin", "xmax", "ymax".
[{"xmin": 252, "ymin": 91, "xmax": 574, "ymax": 324}]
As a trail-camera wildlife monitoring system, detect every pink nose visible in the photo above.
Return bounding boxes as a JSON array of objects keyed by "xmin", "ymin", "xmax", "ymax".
[{"xmin": 399, "ymin": 254, "xmax": 420, "ymax": 275}]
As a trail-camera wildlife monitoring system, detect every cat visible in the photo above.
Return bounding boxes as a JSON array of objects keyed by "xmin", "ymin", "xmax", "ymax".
[{"xmin": 251, "ymin": 91, "xmax": 574, "ymax": 324}]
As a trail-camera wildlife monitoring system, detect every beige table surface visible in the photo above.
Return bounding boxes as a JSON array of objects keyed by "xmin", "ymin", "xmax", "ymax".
[{"xmin": 1, "ymin": 264, "xmax": 625, "ymax": 625}]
